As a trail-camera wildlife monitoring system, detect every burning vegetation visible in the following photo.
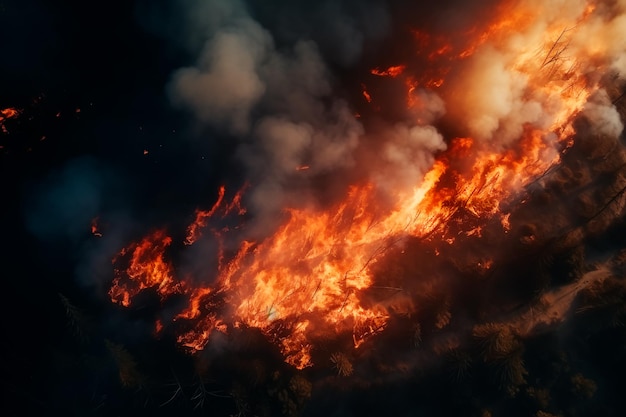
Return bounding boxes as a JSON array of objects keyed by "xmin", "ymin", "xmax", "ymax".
[
  {"xmin": 0, "ymin": 107, "xmax": 20, "ymax": 134},
  {"xmin": 108, "ymin": 0, "xmax": 626, "ymax": 371},
  {"xmin": 16, "ymin": 0, "xmax": 626, "ymax": 416}
]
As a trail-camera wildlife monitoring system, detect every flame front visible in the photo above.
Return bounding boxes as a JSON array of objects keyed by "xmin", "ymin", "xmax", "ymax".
[
  {"xmin": 109, "ymin": 230, "xmax": 178, "ymax": 307},
  {"xmin": 108, "ymin": 0, "xmax": 626, "ymax": 369}
]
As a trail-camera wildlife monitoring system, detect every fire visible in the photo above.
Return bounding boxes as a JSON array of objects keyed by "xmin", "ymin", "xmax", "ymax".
[
  {"xmin": 185, "ymin": 186, "xmax": 227, "ymax": 245},
  {"xmin": 110, "ymin": 130, "xmax": 552, "ymax": 367},
  {"xmin": 108, "ymin": 0, "xmax": 626, "ymax": 369},
  {"xmin": 0, "ymin": 107, "xmax": 20, "ymax": 133},
  {"xmin": 0, "ymin": 107, "xmax": 20, "ymax": 120},
  {"xmin": 109, "ymin": 229, "xmax": 179, "ymax": 307},
  {"xmin": 371, "ymin": 65, "xmax": 406, "ymax": 78},
  {"xmin": 185, "ymin": 185, "xmax": 247, "ymax": 246},
  {"xmin": 360, "ymin": 83, "xmax": 372, "ymax": 103},
  {"xmin": 91, "ymin": 217, "xmax": 103, "ymax": 237}
]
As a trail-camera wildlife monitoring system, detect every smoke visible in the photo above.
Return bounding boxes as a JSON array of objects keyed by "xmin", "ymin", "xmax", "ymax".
[
  {"xmin": 169, "ymin": 18, "xmax": 270, "ymax": 135},
  {"xmin": 166, "ymin": 0, "xmax": 376, "ymax": 226},
  {"xmin": 583, "ymin": 89, "xmax": 625, "ymax": 138},
  {"xmin": 570, "ymin": 4, "xmax": 626, "ymax": 75},
  {"xmin": 165, "ymin": 0, "xmax": 625, "ymax": 237},
  {"xmin": 371, "ymin": 122, "xmax": 447, "ymax": 194},
  {"xmin": 441, "ymin": 0, "xmax": 626, "ymax": 152},
  {"xmin": 446, "ymin": 45, "xmax": 541, "ymax": 144},
  {"xmin": 23, "ymin": 0, "xmax": 626, "ymax": 301},
  {"xmin": 246, "ymin": 0, "xmax": 392, "ymax": 68},
  {"xmin": 354, "ymin": 80, "xmax": 450, "ymax": 196}
]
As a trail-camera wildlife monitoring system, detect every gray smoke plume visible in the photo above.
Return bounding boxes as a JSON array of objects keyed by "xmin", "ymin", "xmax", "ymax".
[
  {"xmin": 165, "ymin": 0, "xmax": 457, "ymax": 227},
  {"xmin": 166, "ymin": 0, "xmax": 369, "ymax": 226},
  {"xmin": 582, "ymin": 89, "xmax": 625, "ymax": 139},
  {"xmin": 169, "ymin": 17, "xmax": 270, "ymax": 135}
]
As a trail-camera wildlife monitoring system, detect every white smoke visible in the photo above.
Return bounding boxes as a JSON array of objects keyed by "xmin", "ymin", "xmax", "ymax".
[
  {"xmin": 571, "ymin": 8, "xmax": 626, "ymax": 76},
  {"xmin": 166, "ymin": 0, "xmax": 374, "ymax": 223},
  {"xmin": 369, "ymin": 87, "xmax": 448, "ymax": 194},
  {"xmin": 374, "ymin": 123, "xmax": 447, "ymax": 193},
  {"xmin": 170, "ymin": 19, "xmax": 271, "ymax": 135},
  {"xmin": 444, "ymin": 0, "xmax": 626, "ymax": 149},
  {"xmin": 449, "ymin": 45, "xmax": 540, "ymax": 144},
  {"xmin": 583, "ymin": 89, "xmax": 625, "ymax": 138}
]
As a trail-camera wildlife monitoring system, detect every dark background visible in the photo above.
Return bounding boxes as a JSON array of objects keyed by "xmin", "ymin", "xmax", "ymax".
[{"xmin": 1, "ymin": 1, "xmax": 217, "ymax": 414}]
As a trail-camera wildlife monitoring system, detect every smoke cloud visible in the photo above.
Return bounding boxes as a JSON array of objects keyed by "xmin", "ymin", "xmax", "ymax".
[
  {"xmin": 165, "ymin": 0, "xmax": 626, "ymax": 236},
  {"xmin": 442, "ymin": 0, "xmax": 626, "ymax": 153},
  {"xmin": 583, "ymin": 89, "xmax": 625, "ymax": 138},
  {"xmin": 170, "ymin": 19, "xmax": 270, "ymax": 135},
  {"xmin": 166, "ymin": 0, "xmax": 379, "ymax": 224},
  {"xmin": 371, "ymin": 122, "xmax": 447, "ymax": 194},
  {"xmin": 245, "ymin": 0, "xmax": 391, "ymax": 68}
]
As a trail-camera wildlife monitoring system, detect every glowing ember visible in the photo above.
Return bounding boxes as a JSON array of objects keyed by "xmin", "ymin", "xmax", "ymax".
[
  {"xmin": 0, "ymin": 107, "xmax": 20, "ymax": 133},
  {"xmin": 91, "ymin": 217, "xmax": 103, "ymax": 237},
  {"xmin": 108, "ymin": 0, "xmax": 626, "ymax": 369},
  {"xmin": 361, "ymin": 83, "xmax": 372, "ymax": 103},
  {"xmin": 371, "ymin": 65, "xmax": 406, "ymax": 77}
]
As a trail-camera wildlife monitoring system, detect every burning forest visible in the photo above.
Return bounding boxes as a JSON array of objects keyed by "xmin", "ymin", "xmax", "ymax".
[{"xmin": 5, "ymin": 0, "xmax": 626, "ymax": 416}]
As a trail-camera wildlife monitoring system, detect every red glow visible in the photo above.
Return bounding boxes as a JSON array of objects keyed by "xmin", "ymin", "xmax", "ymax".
[
  {"xmin": 0, "ymin": 107, "xmax": 20, "ymax": 133},
  {"xmin": 370, "ymin": 65, "xmax": 406, "ymax": 77}
]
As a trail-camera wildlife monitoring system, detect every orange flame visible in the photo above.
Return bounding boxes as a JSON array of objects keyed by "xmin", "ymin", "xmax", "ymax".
[
  {"xmin": 108, "ymin": 0, "xmax": 623, "ymax": 369},
  {"xmin": 0, "ymin": 107, "xmax": 20, "ymax": 133},
  {"xmin": 370, "ymin": 65, "xmax": 407, "ymax": 78},
  {"xmin": 184, "ymin": 184, "xmax": 249, "ymax": 246},
  {"xmin": 109, "ymin": 230, "xmax": 178, "ymax": 307},
  {"xmin": 91, "ymin": 217, "xmax": 103, "ymax": 237},
  {"xmin": 361, "ymin": 83, "xmax": 372, "ymax": 103},
  {"xmin": 117, "ymin": 127, "xmax": 556, "ymax": 367},
  {"xmin": 185, "ymin": 186, "xmax": 226, "ymax": 245}
]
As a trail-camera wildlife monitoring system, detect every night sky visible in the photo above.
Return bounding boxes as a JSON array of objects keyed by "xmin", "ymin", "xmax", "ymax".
[{"xmin": 2, "ymin": 1, "xmax": 626, "ymax": 416}]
